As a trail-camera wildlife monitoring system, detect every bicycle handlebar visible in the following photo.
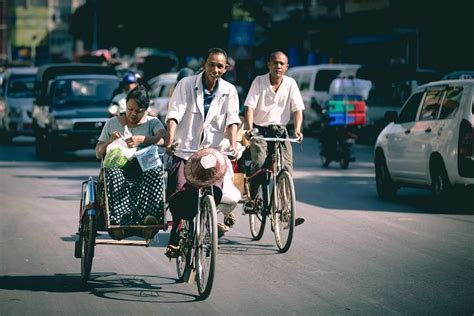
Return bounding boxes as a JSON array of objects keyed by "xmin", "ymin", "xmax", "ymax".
[
  {"xmin": 251, "ymin": 136, "xmax": 302, "ymax": 143},
  {"xmin": 175, "ymin": 148, "xmax": 236, "ymax": 157},
  {"xmin": 246, "ymin": 128, "xmax": 302, "ymax": 144}
]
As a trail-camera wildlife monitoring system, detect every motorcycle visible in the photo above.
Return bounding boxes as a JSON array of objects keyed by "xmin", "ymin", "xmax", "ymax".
[{"xmin": 319, "ymin": 125, "xmax": 356, "ymax": 169}]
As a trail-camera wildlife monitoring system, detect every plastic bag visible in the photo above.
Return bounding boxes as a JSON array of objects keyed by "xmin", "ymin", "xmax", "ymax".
[
  {"xmin": 103, "ymin": 126, "xmax": 137, "ymax": 168},
  {"xmin": 135, "ymin": 144, "xmax": 162, "ymax": 172},
  {"xmin": 219, "ymin": 158, "xmax": 242, "ymax": 216}
]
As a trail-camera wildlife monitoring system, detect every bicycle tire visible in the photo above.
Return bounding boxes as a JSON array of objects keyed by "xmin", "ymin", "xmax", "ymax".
[
  {"xmin": 249, "ymin": 183, "xmax": 268, "ymax": 240},
  {"xmin": 273, "ymin": 170, "xmax": 295, "ymax": 253},
  {"xmin": 176, "ymin": 220, "xmax": 192, "ymax": 282},
  {"xmin": 81, "ymin": 213, "xmax": 96, "ymax": 283},
  {"xmin": 195, "ymin": 194, "xmax": 217, "ymax": 299}
]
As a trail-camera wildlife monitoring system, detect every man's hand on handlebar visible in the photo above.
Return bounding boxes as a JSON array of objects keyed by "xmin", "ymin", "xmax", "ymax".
[{"xmin": 294, "ymin": 130, "xmax": 304, "ymax": 143}]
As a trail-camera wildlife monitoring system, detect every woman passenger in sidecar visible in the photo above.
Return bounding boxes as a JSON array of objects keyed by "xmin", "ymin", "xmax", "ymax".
[{"xmin": 95, "ymin": 85, "xmax": 168, "ymax": 240}]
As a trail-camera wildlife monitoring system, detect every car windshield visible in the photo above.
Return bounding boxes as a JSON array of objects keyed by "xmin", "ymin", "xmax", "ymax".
[
  {"xmin": 51, "ymin": 78, "xmax": 119, "ymax": 108},
  {"xmin": 7, "ymin": 74, "xmax": 35, "ymax": 98}
]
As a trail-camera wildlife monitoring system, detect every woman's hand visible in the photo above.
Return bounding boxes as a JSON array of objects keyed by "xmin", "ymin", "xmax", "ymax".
[
  {"xmin": 124, "ymin": 135, "xmax": 145, "ymax": 148},
  {"xmin": 111, "ymin": 131, "xmax": 123, "ymax": 140}
]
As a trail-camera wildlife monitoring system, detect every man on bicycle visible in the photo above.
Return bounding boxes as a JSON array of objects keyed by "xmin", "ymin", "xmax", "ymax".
[
  {"xmin": 243, "ymin": 51, "xmax": 305, "ymax": 226},
  {"xmin": 164, "ymin": 48, "xmax": 241, "ymax": 258}
]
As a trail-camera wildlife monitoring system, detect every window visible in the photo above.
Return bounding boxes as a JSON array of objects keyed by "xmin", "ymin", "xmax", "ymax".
[
  {"xmin": 299, "ymin": 72, "xmax": 311, "ymax": 92},
  {"xmin": 439, "ymin": 86, "xmax": 463, "ymax": 119},
  {"xmin": 398, "ymin": 92, "xmax": 423, "ymax": 123},
  {"xmin": 314, "ymin": 70, "xmax": 341, "ymax": 91},
  {"xmin": 419, "ymin": 89, "xmax": 444, "ymax": 121},
  {"xmin": 7, "ymin": 75, "xmax": 35, "ymax": 98}
]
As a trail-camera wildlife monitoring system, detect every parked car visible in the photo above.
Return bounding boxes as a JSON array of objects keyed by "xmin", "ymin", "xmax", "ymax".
[
  {"xmin": 374, "ymin": 79, "xmax": 474, "ymax": 203},
  {"xmin": 33, "ymin": 73, "xmax": 120, "ymax": 159},
  {"xmin": 0, "ymin": 67, "xmax": 37, "ymax": 143},
  {"xmin": 286, "ymin": 64, "xmax": 361, "ymax": 130},
  {"xmin": 147, "ymin": 72, "xmax": 177, "ymax": 122}
]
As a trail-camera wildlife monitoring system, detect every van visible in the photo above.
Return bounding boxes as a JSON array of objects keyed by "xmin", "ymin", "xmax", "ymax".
[
  {"xmin": 286, "ymin": 64, "xmax": 361, "ymax": 130},
  {"xmin": 0, "ymin": 67, "xmax": 37, "ymax": 143}
]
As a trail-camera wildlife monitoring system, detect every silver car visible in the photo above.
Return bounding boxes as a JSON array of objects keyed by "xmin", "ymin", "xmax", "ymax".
[{"xmin": 0, "ymin": 67, "xmax": 37, "ymax": 143}]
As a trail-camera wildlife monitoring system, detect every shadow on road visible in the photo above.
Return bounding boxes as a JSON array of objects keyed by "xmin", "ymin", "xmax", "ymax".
[
  {"xmin": 218, "ymin": 235, "xmax": 279, "ymax": 256},
  {"xmin": 294, "ymin": 166, "xmax": 474, "ymax": 215},
  {"xmin": 0, "ymin": 273, "xmax": 201, "ymax": 302}
]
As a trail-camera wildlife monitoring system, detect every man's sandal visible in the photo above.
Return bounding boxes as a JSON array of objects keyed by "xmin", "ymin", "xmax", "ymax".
[{"xmin": 164, "ymin": 244, "xmax": 180, "ymax": 259}]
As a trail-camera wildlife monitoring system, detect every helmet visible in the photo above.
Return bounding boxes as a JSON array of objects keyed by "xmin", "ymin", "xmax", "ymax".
[
  {"xmin": 122, "ymin": 72, "xmax": 139, "ymax": 84},
  {"xmin": 177, "ymin": 67, "xmax": 195, "ymax": 81}
]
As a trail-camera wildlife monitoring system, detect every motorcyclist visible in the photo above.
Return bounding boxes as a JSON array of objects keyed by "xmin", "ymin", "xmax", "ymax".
[{"xmin": 109, "ymin": 72, "xmax": 140, "ymax": 116}]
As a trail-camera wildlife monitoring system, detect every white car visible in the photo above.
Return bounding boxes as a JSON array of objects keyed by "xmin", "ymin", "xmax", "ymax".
[
  {"xmin": 374, "ymin": 79, "xmax": 474, "ymax": 201},
  {"xmin": 148, "ymin": 72, "xmax": 177, "ymax": 121},
  {"xmin": 0, "ymin": 67, "xmax": 37, "ymax": 143}
]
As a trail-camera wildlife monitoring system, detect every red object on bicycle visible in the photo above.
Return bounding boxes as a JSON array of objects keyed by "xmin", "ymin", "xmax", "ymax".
[{"xmin": 232, "ymin": 160, "xmax": 238, "ymax": 173}]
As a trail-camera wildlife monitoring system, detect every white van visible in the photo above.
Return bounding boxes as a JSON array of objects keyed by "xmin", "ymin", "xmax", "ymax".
[{"xmin": 286, "ymin": 64, "xmax": 361, "ymax": 130}]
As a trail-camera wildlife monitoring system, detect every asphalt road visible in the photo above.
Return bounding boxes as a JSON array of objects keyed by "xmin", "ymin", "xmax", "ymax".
[{"xmin": 1, "ymin": 137, "xmax": 473, "ymax": 315}]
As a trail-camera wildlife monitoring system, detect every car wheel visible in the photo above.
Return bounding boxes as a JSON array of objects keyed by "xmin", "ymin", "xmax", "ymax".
[
  {"xmin": 431, "ymin": 161, "xmax": 451, "ymax": 200},
  {"xmin": 320, "ymin": 154, "xmax": 330, "ymax": 167},
  {"xmin": 36, "ymin": 134, "xmax": 56, "ymax": 160},
  {"xmin": 0, "ymin": 133, "xmax": 11, "ymax": 145},
  {"xmin": 339, "ymin": 157, "xmax": 349, "ymax": 169},
  {"xmin": 375, "ymin": 152, "xmax": 397, "ymax": 200}
]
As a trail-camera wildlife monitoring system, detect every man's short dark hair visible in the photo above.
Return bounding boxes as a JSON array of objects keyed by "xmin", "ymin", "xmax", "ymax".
[
  {"xmin": 126, "ymin": 85, "xmax": 149, "ymax": 109},
  {"xmin": 205, "ymin": 47, "xmax": 228, "ymax": 62},
  {"xmin": 268, "ymin": 51, "xmax": 288, "ymax": 62}
]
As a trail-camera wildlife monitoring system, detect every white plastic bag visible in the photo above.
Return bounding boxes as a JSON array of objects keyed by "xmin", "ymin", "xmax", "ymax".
[
  {"xmin": 219, "ymin": 158, "xmax": 242, "ymax": 216},
  {"xmin": 103, "ymin": 126, "xmax": 137, "ymax": 168}
]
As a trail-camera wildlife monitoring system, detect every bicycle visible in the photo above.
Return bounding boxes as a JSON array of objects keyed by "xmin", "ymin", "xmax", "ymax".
[
  {"xmin": 242, "ymin": 129, "xmax": 301, "ymax": 253},
  {"xmin": 171, "ymin": 147, "xmax": 232, "ymax": 299}
]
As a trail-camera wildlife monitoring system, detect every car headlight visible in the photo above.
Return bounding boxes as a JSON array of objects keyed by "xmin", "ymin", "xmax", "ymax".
[{"xmin": 54, "ymin": 119, "xmax": 74, "ymax": 130}]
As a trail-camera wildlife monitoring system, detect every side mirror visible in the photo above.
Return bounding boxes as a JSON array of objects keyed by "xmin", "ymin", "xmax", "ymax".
[{"xmin": 384, "ymin": 110, "xmax": 398, "ymax": 123}]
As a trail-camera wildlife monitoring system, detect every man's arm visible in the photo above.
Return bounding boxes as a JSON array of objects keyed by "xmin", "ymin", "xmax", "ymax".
[
  {"xmin": 293, "ymin": 110, "xmax": 304, "ymax": 140},
  {"xmin": 165, "ymin": 118, "xmax": 178, "ymax": 155},
  {"xmin": 225, "ymin": 123, "xmax": 238, "ymax": 150},
  {"xmin": 244, "ymin": 106, "xmax": 254, "ymax": 131}
]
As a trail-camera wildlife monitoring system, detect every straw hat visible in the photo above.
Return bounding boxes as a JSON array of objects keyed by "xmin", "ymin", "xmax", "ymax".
[{"xmin": 184, "ymin": 148, "xmax": 227, "ymax": 188}]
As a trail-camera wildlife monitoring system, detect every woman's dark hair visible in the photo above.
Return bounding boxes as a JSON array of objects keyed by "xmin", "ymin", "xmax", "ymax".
[{"xmin": 126, "ymin": 85, "xmax": 149, "ymax": 109}]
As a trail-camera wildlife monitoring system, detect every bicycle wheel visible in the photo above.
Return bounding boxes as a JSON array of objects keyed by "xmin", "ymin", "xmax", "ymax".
[
  {"xmin": 249, "ymin": 183, "xmax": 268, "ymax": 240},
  {"xmin": 81, "ymin": 212, "xmax": 96, "ymax": 283},
  {"xmin": 176, "ymin": 220, "xmax": 192, "ymax": 282},
  {"xmin": 273, "ymin": 170, "xmax": 295, "ymax": 253},
  {"xmin": 195, "ymin": 194, "xmax": 217, "ymax": 299}
]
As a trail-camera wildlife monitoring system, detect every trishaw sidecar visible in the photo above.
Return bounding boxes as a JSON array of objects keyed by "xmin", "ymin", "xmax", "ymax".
[{"xmin": 74, "ymin": 154, "xmax": 168, "ymax": 284}]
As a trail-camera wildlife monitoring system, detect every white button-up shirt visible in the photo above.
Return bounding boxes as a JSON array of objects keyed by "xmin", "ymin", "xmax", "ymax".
[
  {"xmin": 244, "ymin": 74, "xmax": 305, "ymax": 126},
  {"xmin": 166, "ymin": 72, "xmax": 241, "ymax": 160}
]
